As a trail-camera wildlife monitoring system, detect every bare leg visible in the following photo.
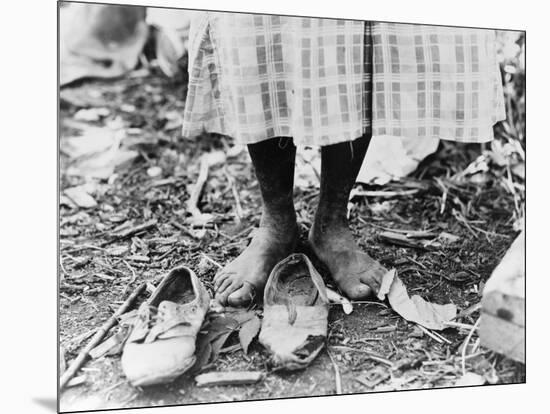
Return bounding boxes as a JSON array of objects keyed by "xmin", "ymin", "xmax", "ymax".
[
  {"xmin": 309, "ymin": 132, "xmax": 387, "ymax": 299},
  {"xmin": 214, "ymin": 137, "xmax": 298, "ymax": 306}
]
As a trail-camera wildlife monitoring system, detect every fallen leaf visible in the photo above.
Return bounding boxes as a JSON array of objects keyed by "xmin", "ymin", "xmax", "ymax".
[
  {"xmin": 66, "ymin": 375, "xmax": 87, "ymax": 388},
  {"xmin": 187, "ymin": 213, "xmax": 215, "ymax": 228},
  {"xmin": 188, "ymin": 331, "xmax": 212, "ymax": 374},
  {"xmin": 438, "ymin": 232, "xmax": 460, "ymax": 244},
  {"xmin": 147, "ymin": 166, "xmax": 163, "ymax": 178},
  {"xmin": 378, "ymin": 269, "xmax": 456, "ymax": 330},
  {"xmin": 107, "ymin": 246, "xmax": 129, "ymax": 256},
  {"xmin": 455, "ymin": 372, "xmax": 486, "ymax": 386},
  {"xmin": 443, "ymin": 271, "xmax": 472, "ymax": 283},
  {"xmin": 511, "ymin": 163, "xmax": 525, "ymax": 180},
  {"xmin": 74, "ymin": 107, "xmax": 110, "ymax": 122},
  {"xmin": 60, "ymin": 195, "xmax": 77, "ymax": 208},
  {"xmin": 62, "ymin": 122, "xmax": 138, "ymax": 179},
  {"xmin": 326, "ymin": 287, "xmax": 353, "ymax": 314},
  {"xmin": 64, "ymin": 186, "xmax": 97, "ymax": 208},
  {"xmin": 210, "ymin": 330, "xmax": 233, "ymax": 361},
  {"xmin": 238, "ymin": 316, "xmax": 261, "ymax": 354},
  {"xmin": 60, "ymin": 228, "xmax": 79, "ymax": 237},
  {"xmin": 60, "ymin": 346, "xmax": 67, "ymax": 374}
]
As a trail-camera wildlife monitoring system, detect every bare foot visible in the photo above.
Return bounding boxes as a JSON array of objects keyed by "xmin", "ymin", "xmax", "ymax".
[
  {"xmin": 214, "ymin": 224, "xmax": 298, "ymax": 306},
  {"xmin": 309, "ymin": 222, "xmax": 386, "ymax": 300}
]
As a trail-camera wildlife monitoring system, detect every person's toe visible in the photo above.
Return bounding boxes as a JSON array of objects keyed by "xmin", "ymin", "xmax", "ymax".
[
  {"xmin": 338, "ymin": 277, "xmax": 372, "ymax": 300},
  {"xmin": 215, "ymin": 280, "xmax": 241, "ymax": 305},
  {"xmin": 358, "ymin": 269, "xmax": 385, "ymax": 293},
  {"xmin": 213, "ymin": 269, "xmax": 231, "ymax": 286},
  {"xmin": 214, "ymin": 280, "xmax": 242, "ymax": 306},
  {"xmin": 227, "ymin": 283, "xmax": 256, "ymax": 307}
]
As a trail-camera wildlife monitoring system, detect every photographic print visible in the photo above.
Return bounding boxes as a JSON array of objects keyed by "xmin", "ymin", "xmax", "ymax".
[{"xmin": 58, "ymin": 1, "xmax": 525, "ymax": 412}]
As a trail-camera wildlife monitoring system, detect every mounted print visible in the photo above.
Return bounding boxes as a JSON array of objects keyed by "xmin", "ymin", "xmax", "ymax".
[{"xmin": 58, "ymin": 1, "xmax": 525, "ymax": 412}]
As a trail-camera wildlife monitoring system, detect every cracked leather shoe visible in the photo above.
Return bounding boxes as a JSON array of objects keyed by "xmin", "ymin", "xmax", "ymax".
[{"xmin": 121, "ymin": 266, "xmax": 210, "ymax": 386}]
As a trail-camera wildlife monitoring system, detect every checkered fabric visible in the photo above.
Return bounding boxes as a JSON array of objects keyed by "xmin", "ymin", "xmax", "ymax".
[{"xmin": 181, "ymin": 12, "xmax": 505, "ymax": 146}]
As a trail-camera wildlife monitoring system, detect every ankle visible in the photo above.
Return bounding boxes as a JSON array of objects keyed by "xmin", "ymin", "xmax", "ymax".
[
  {"xmin": 310, "ymin": 210, "xmax": 354, "ymax": 249},
  {"xmin": 260, "ymin": 207, "xmax": 297, "ymax": 237}
]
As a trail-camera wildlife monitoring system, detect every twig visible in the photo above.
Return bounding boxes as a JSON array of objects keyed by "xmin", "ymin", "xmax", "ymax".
[
  {"xmin": 443, "ymin": 321, "xmax": 478, "ymax": 331},
  {"xmin": 108, "ymin": 220, "xmax": 158, "ymax": 242},
  {"xmin": 156, "ymin": 246, "xmax": 178, "ymax": 261},
  {"xmin": 452, "ymin": 303, "xmax": 481, "ymax": 321},
  {"xmin": 59, "ymin": 256, "xmax": 69, "ymax": 276},
  {"xmin": 452, "ymin": 210, "xmax": 479, "ymax": 239},
  {"xmin": 346, "ymin": 300, "xmax": 389, "ymax": 308},
  {"xmin": 218, "ymin": 225, "xmax": 255, "ymax": 242},
  {"xmin": 60, "ymin": 283, "xmax": 147, "ymax": 391},
  {"xmin": 327, "ymin": 350, "xmax": 342, "ymax": 395},
  {"xmin": 201, "ymin": 253, "xmax": 223, "ymax": 269},
  {"xmin": 119, "ymin": 259, "xmax": 137, "ymax": 297},
  {"xmin": 461, "ymin": 317, "xmax": 481, "ymax": 376},
  {"xmin": 331, "ymin": 345, "xmax": 394, "ymax": 367},
  {"xmin": 121, "ymin": 259, "xmax": 136, "ymax": 281},
  {"xmin": 104, "ymin": 380, "xmax": 126, "ymax": 401},
  {"xmin": 170, "ymin": 220, "xmax": 199, "ymax": 239},
  {"xmin": 187, "ymin": 154, "xmax": 210, "ymax": 219},
  {"xmin": 352, "ymin": 189, "xmax": 419, "ymax": 198},
  {"xmin": 431, "ymin": 330, "xmax": 452, "ymax": 344},
  {"xmin": 63, "ymin": 244, "xmax": 107, "ymax": 254},
  {"xmin": 416, "ymin": 324, "xmax": 444, "ymax": 344},
  {"xmin": 406, "ymin": 256, "xmax": 428, "ymax": 270},
  {"xmin": 224, "ymin": 167, "xmax": 244, "ymax": 222}
]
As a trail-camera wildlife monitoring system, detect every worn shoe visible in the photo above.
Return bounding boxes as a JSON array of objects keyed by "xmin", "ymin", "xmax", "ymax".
[
  {"xmin": 121, "ymin": 266, "xmax": 210, "ymax": 386},
  {"xmin": 259, "ymin": 253, "xmax": 329, "ymax": 371}
]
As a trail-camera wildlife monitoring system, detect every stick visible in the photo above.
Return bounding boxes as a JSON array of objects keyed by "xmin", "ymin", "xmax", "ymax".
[
  {"xmin": 416, "ymin": 324, "xmax": 443, "ymax": 344},
  {"xmin": 352, "ymin": 189, "xmax": 419, "ymax": 198},
  {"xmin": 331, "ymin": 345, "xmax": 394, "ymax": 367},
  {"xmin": 195, "ymin": 371, "xmax": 263, "ymax": 387},
  {"xmin": 461, "ymin": 317, "xmax": 481, "ymax": 376},
  {"xmin": 186, "ymin": 155, "xmax": 210, "ymax": 219},
  {"xmin": 224, "ymin": 167, "xmax": 244, "ymax": 222},
  {"xmin": 201, "ymin": 253, "xmax": 223, "ymax": 269},
  {"xmin": 60, "ymin": 283, "xmax": 147, "ymax": 391},
  {"xmin": 443, "ymin": 321, "xmax": 478, "ymax": 331},
  {"xmin": 327, "ymin": 350, "xmax": 342, "ymax": 395},
  {"xmin": 108, "ymin": 219, "xmax": 158, "ymax": 241}
]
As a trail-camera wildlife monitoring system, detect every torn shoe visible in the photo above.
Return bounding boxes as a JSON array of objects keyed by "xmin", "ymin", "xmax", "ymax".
[
  {"xmin": 259, "ymin": 254, "xmax": 329, "ymax": 371},
  {"xmin": 121, "ymin": 266, "xmax": 210, "ymax": 386}
]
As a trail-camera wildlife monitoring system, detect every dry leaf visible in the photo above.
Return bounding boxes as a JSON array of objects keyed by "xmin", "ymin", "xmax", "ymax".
[
  {"xmin": 74, "ymin": 107, "xmax": 110, "ymax": 122},
  {"xmin": 238, "ymin": 316, "xmax": 261, "ymax": 354},
  {"xmin": 377, "ymin": 269, "xmax": 396, "ymax": 300},
  {"xmin": 438, "ymin": 232, "xmax": 460, "ymax": 244},
  {"xmin": 210, "ymin": 331, "xmax": 233, "ymax": 361},
  {"xmin": 147, "ymin": 166, "xmax": 163, "ymax": 178},
  {"xmin": 107, "ymin": 246, "xmax": 129, "ymax": 256},
  {"xmin": 326, "ymin": 287, "xmax": 353, "ymax": 314},
  {"xmin": 64, "ymin": 185, "xmax": 98, "ymax": 208},
  {"xmin": 378, "ymin": 269, "xmax": 456, "ymax": 330},
  {"xmin": 455, "ymin": 372, "xmax": 486, "ymax": 386}
]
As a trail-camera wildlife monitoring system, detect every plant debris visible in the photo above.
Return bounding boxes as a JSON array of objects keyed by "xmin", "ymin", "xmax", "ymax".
[
  {"xmin": 195, "ymin": 371, "xmax": 264, "ymax": 387},
  {"xmin": 377, "ymin": 269, "xmax": 457, "ymax": 330}
]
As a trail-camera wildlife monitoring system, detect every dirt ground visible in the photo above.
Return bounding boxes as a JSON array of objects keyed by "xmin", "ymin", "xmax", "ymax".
[{"xmin": 58, "ymin": 67, "xmax": 525, "ymax": 412}]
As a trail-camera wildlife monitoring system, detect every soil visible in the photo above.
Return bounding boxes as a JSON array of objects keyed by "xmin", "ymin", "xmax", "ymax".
[{"xmin": 59, "ymin": 67, "xmax": 525, "ymax": 412}]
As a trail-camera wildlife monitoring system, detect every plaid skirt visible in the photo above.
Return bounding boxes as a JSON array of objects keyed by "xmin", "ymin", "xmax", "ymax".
[{"xmin": 181, "ymin": 12, "xmax": 506, "ymax": 146}]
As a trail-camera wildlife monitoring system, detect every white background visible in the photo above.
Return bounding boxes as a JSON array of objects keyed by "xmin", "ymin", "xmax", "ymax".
[{"xmin": 2, "ymin": 0, "xmax": 542, "ymax": 413}]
